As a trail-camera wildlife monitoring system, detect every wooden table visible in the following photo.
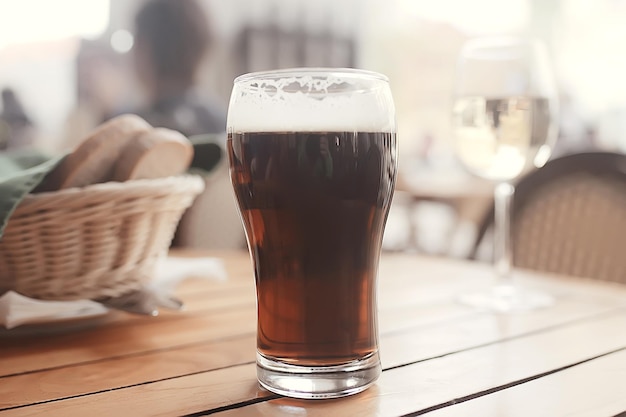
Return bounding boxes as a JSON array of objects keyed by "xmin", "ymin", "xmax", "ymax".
[{"xmin": 2, "ymin": 250, "xmax": 626, "ymax": 416}]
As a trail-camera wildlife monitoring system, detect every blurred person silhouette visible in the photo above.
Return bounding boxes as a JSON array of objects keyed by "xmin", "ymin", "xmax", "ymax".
[
  {"xmin": 0, "ymin": 88, "xmax": 37, "ymax": 151},
  {"xmin": 131, "ymin": 0, "xmax": 226, "ymax": 138},
  {"xmin": 131, "ymin": 0, "xmax": 242, "ymax": 249}
]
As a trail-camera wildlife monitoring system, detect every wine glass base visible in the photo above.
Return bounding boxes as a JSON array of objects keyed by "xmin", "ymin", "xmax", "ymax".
[{"xmin": 457, "ymin": 284, "xmax": 554, "ymax": 313}]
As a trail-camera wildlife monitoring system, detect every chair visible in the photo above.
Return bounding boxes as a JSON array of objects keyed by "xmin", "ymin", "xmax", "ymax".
[{"xmin": 471, "ymin": 152, "xmax": 626, "ymax": 284}]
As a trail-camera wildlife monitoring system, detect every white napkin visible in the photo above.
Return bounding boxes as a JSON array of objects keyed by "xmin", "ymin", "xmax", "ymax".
[
  {"xmin": 0, "ymin": 292, "xmax": 108, "ymax": 329},
  {"xmin": 0, "ymin": 256, "xmax": 228, "ymax": 329}
]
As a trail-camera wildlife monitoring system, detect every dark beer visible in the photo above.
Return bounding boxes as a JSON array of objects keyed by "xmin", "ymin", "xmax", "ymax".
[{"xmin": 228, "ymin": 131, "xmax": 397, "ymax": 365}]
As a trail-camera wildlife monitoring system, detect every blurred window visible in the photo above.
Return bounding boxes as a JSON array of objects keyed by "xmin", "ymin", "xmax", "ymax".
[{"xmin": 0, "ymin": 0, "xmax": 109, "ymax": 49}]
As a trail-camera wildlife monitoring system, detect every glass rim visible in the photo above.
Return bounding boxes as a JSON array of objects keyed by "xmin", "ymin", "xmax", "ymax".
[{"xmin": 234, "ymin": 67, "xmax": 389, "ymax": 84}]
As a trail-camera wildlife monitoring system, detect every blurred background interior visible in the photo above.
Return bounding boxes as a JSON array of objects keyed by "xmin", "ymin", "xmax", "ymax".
[{"xmin": 1, "ymin": 0, "xmax": 625, "ymax": 260}]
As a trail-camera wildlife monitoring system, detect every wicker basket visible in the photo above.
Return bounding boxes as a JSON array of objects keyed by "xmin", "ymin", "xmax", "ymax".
[{"xmin": 0, "ymin": 175, "xmax": 205, "ymax": 301}]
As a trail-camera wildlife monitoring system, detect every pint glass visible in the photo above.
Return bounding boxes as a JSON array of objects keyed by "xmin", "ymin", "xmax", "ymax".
[{"xmin": 227, "ymin": 68, "xmax": 397, "ymax": 399}]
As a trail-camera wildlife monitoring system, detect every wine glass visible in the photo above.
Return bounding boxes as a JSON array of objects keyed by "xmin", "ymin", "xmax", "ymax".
[{"xmin": 452, "ymin": 36, "xmax": 559, "ymax": 312}]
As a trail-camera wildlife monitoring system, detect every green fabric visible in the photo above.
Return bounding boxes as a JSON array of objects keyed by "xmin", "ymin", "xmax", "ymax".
[{"xmin": 0, "ymin": 151, "xmax": 65, "ymax": 238}]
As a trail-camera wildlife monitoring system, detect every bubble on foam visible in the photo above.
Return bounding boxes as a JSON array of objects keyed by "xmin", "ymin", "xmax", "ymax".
[{"xmin": 227, "ymin": 73, "xmax": 396, "ymax": 133}]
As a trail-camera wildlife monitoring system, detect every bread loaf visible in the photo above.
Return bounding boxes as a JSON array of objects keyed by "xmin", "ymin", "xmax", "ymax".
[
  {"xmin": 37, "ymin": 114, "xmax": 151, "ymax": 191},
  {"xmin": 112, "ymin": 128, "xmax": 194, "ymax": 181}
]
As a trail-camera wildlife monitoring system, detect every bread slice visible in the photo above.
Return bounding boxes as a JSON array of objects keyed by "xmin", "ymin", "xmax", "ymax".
[
  {"xmin": 37, "ymin": 114, "xmax": 151, "ymax": 191},
  {"xmin": 112, "ymin": 128, "xmax": 194, "ymax": 182}
]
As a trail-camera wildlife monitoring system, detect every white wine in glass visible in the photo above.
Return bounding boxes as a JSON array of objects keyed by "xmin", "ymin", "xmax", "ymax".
[{"xmin": 452, "ymin": 37, "xmax": 559, "ymax": 312}]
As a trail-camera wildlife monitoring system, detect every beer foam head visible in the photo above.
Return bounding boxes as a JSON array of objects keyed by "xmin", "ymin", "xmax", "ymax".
[{"xmin": 227, "ymin": 68, "xmax": 396, "ymax": 133}]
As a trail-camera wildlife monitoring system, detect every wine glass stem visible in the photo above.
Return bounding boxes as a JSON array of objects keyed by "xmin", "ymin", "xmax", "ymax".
[{"xmin": 494, "ymin": 182, "xmax": 514, "ymax": 283}]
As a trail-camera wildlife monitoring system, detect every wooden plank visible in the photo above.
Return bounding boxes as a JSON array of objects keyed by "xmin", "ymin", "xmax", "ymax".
[
  {"xmin": 426, "ymin": 348, "xmax": 626, "ymax": 417},
  {"xmin": 0, "ymin": 260, "xmax": 489, "ymax": 377},
  {"xmin": 0, "ymin": 308, "xmax": 256, "ymax": 377},
  {"xmin": 1, "ymin": 292, "xmax": 620, "ymax": 409},
  {"xmin": 3, "ymin": 252, "xmax": 626, "ymax": 415},
  {"xmin": 174, "ymin": 278, "xmax": 253, "ymax": 299},
  {"xmin": 0, "ymin": 289, "xmax": 470, "ymax": 378},
  {"xmin": 0, "ymin": 297, "xmax": 468, "ymax": 378},
  {"xmin": 0, "ymin": 285, "xmax": 256, "ymax": 375},
  {"xmin": 172, "ymin": 282, "xmax": 255, "ymax": 312},
  {"xmin": 4, "ymin": 303, "xmax": 626, "ymax": 416},
  {"xmin": 0, "ymin": 300, "xmax": 477, "ymax": 408},
  {"xmin": 379, "ymin": 295, "xmax": 626, "ymax": 370},
  {"xmin": 0, "ymin": 334, "xmax": 256, "ymax": 410},
  {"xmin": 0, "ymin": 363, "xmax": 264, "ymax": 417},
  {"xmin": 1, "ymin": 260, "xmax": 624, "ymax": 406},
  {"xmin": 215, "ymin": 312, "xmax": 626, "ymax": 417},
  {"xmin": 2, "ymin": 250, "xmax": 617, "ymax": 353}
]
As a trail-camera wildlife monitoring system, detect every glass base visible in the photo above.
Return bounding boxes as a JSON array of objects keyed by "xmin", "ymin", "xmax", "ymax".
[
  {"xmin": 256, "ymin": 351, "xmax": 381, "ymax": 399},
  {"xmin": 457, "ymin": 284, "xmax": 554, "ymax": 313}
]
